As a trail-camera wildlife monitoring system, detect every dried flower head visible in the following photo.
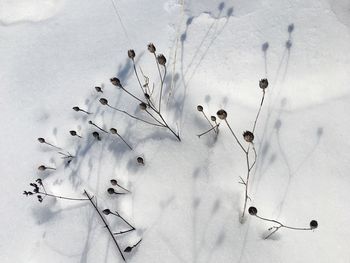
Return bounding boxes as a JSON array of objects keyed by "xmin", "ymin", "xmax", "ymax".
[
  {"xmin": 139, "ymin": 102, "xmax": 147, "ymax": 110},
  {"xmin": 210, "ymin": 116, "xmax": 216, "ymax": 122},
  {"xmin": 137, "ymin": 157, "xmax": 144, "ymax": 165},
  {"xmin": 110, "ymin": 128, "xmax": 117, "ymax": 134},
  {"xmin": 310, "ymin": 220, "xmax": 318, "ymax": 229},
  {"xmin": 69, "ymin": 130, "xmax": 77, "ymax": 136},
  {"xmin": 110, "ymin": 77, "xmax": 121, "ymax": 87},
  {"xmin": 102, "ymin": 209, "xmax": 111, "ymax": 215},
  {"xmin": 259, "ymin": 79, "xmax": 268, "ymax": 90},
  {"xmin": 95, "ymin": 86, "xmax": 102, "ymax": 93},
  {"xmin": 92, "ymin": 131, "xmax": 101, "ymax": 140},
  {"xmin": 38, "ymin": 165, "xmax": 47, "ymax": 171},
  {"xmin": 248, "ymin": 206, "xmax": 258, "ymax": 215},
  {"xmin": 197, "ymin": 105, "xmax": 203, "ymax": 112},
  {"xmin": 157, "ymin": 54, "xmax": 166, "ymax": 66},
  {"xmin": 144, "ymin": 93, "xmax": 150, "ymax": 100},
  {"xmin": 243, "ymin": 131, "xmax": 254, "ymax": 143},
  {"xmin": 72, "ymin": 106, "xmax": 80, "ymax": 112},
  {"xmin": 216, "ymin": 109, "xmax": 227, "ymax": 120},
  {"xmin": 147, "ymin": 43, "xmax": 156, "ymax": 53},
  {"xmin": 38, "ymin": 138, "xmax": 45, "ymax": 143},
  {"xmin": 99, "ymin": 98, "xmax": 108, "ymax": 105},
  {"xmin": 128, "ymin": 49, "xmax": 135, "ymax": 59}
]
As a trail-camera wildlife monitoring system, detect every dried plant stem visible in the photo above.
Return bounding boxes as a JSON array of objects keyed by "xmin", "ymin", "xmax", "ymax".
[
  {"xmin": 84, "ymin": 190, "xmax": 126, "ymax": 262},
  {"xmin": 38, "ymin": 191, "xmax": 90, "ymax": 201},
  {"xmin": 116, "ymin": 134, "xmax": 133, "ymax": 150},
  {"xmin": 224, "ymin": 119, "xmax": 247, "ymax": 154},
  {"xmin": 131, "ymin": 59, "xmax": 146, "ymax": 95},
  {"xmin": 197, "ymin": 123, "xmax": 220, "ymax": 138},
  {"xmin": 44, "ymin": 142, "xmax": 62, "ymax": 150},
  {"xmin": 252, "ymin": 214, "xmax": 314, "ymax": 239},
  {"xmin": 252, "ymin": 90, "xmax": 266, "ymax": 133}
]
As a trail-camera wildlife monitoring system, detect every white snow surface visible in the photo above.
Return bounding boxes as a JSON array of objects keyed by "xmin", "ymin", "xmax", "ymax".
[{"xmin": 1, "ymin": 0, "xmax": 350, "ymax": 262}]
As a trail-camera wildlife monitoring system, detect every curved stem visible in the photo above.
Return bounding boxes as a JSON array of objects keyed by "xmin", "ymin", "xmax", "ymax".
[
  {"xmin": 38, "ymin": 191, "xmax": 89, "ymax": 201},
  {"xmin": 224, "ymin": 119, "xmax": 247, "ymax": 154},
  {"xmin": 252, "ymin": 90, "xmax": 266, "ymax": 133}
]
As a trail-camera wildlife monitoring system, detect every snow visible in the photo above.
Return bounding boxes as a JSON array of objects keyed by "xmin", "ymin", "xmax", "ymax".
[{"xmin": 1, "ymin": 0, "xmax": 350, "ymax": 262}]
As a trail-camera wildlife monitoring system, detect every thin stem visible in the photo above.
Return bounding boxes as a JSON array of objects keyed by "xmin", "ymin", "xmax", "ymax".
[
  {"xmin": 116, "ymin": 182, "xmax": 131, "ymax": 193},
  {"xmin": 89, "ymin": 122, "xmax": 108, "ymax": 133},
  {"xmin": 80, "ymin": 109, "xmax": 92, "ymax": 114},
  {"xmin": 119, "ymin": 84, "xmax": 145, "ymax": 105},
  {"xmin": 84, "ymin": 190, "xmax": 126, "ymax": 262},
  {"xmin": 197, "ymin": 123, "xmax": 220, "ymax": 138},
  {"xmin": 157, "ymin": 113, "xmax": 181, "ymax": 141},
  {"xmin": 113, "ymin": 228, "xmax": 135, "ymax": 235},
  {"xmin": 153, "ymin": 53, "xmax": 163, "ymax": 111},
  {"xmin": 224, "ymin": 119, "xmax": 247, "ymax": 154},
  {"xmin": 44, "ymin": 142, "xmax": 62, "ymax": 150},
  {"xmin": 252, "ymin": 90, "xmax": 266, "ymax": 133},
  {"xmin": 144, "ymin": 109, "xmax": 165, "ymax": 127},
  {"xmin": 158, "ymin": 65, "xmax": 167, "ymax": 112},
  {"xmin": 111, "ymin": 211, "xmax": 135, "ymax": 230},
  {"xmin": 116, "ymin": 134, "xmax": 133, "ymax": 150},
  {"xmin": 131, "ymin": 59, "xmax": 146, "ymax": 95},
  {"xmin": 201, "ymin": 112, "xmax": 214, "ymax": 129},
  {"xmin": 38, "ymin": 191, "xmax": 89, "ymax": 201},
  {"xmin": 264, "ymin": 226, "xmax": 281, "ymax": 239},
  {"xmin": 107, "ymin": 105, "xmax": 163, "ymax": 127}
]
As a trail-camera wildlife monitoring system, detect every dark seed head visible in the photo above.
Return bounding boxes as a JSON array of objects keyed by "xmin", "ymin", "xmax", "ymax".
[
  {"xmin": 110, "ymin": 128, "xmax": 117, "ymax": 134},
  {"xmin": 243, "ymin": 131, "xmax": 254, "ymax": 143},
  {"xmin": 102, "ymin": 209, "xmax": 111, "ymax": 215},
  {"xmin": 216, "ymin": 109, "xmax": 227, "ymax": 120},
  {"xmin": 128, "ymin": 49, "xmax": 135, "ymax": 59},
  {"xmin": 38, "ymin": 165, "xmax": 46, "ymax": 171},
  {"xmin": 92, "ymin": 132, "xmax": 100, "ymax": 140},
  {"xmin": 110, "ymin": 179, "xmax": 118, "ymax": 186},
  {"xmin": 310, "ymin": 220, "xmax": 318, "ymax": 229},
  {"xmin": 38, "ymin": 138, "xmax": 45, "ymax": 143},
  {"xmin": 99, "ymin": 98, "xmax": 108, "ymax": 105},
  {"xmin": 70, "ymin": 130, "xmax": 77, "ymax": 136},
  {"xmin": 95, "ymin": 86, "xmax": 102, "ymax": 93},
  {"xmin": 197, "ymin": 105, "xmax": 203, "ymax": 112},
  {"xmin": 139, "ymin": 102, "xmax": 147, "ymax": 110},
  {"xmin": 210, "ymin": 116, "xmax": 216, "ymax": 122},
  {"xmin": 110, "ymin": 77, "xmax": 121, "ymax": 87},
  {"xmin": 144, "ymin": 93, "xmax": 150, "ymax": 100},
  {"xmin": 259, "ymin": 79, "xmax": 268, "ymax": 90},
  {"xmin": 107, "ymin": 188, "xmax": 115, "ymax": 194},
  {"xmin": 248, "ymin": 206, "xmax": 258, "ymax": 215},
  {"xmin": 157, "ymin": 54, "xmax": 166, "ymax": 66},
  {"xmin": 124, "ymin": 246, "xmax": 132, "ymax": 253},
  {"xmin": 88, "ymin": 120, "xmax": 93, "ymax": 124},
  {"xmin": 137, "ymin": 157, "xmax": 144, "ymax": 165},
  {"xmin": 147, "ymin": 43, "xmax": 156, "ymax": 53},
  {"xmin": 72, "ymin": 106, "xmax": 80, "ymax": 112}
]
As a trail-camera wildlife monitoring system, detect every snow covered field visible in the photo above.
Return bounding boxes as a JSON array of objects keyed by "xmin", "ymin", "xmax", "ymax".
[{"xmin": 1, "ymin": 0, "xmax": 350, "ymax": 262}]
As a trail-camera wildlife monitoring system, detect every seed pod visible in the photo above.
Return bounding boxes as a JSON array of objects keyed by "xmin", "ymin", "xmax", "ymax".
[
  {"xmin": 197, "ymin": 105, "xmax": 203, "ymax": 112},
  {"xmin": 211, "ymin": 116, "xmax": 216, "ymax": 122},
  {"xmin": 38, "ymin": 138, "xmax": 45, "ymax": 143},
  {"xmin": 110, "ymin": 77, "xmax": 121, "ymax": 87},
  {"xmin": 139, "ymin": 102, "xmax": 147, "ymax": 110},
  {"xmin": 70, "ymin": 130, "xmax": 77, "ymax": 136},
  {"xmin": 72, "ymin": 106, "xmax": 80, "ymax": 112},
  {"xmin": 248, "ymin": 206, "xmax": 258, "ymax": 215},
  {"xmin": 144, "ymin": 93, "xmax": 150, "ymax": 100},
  {"xmin": 259, "ymin": 79, "xmax": 268, "ymax": 90},
  {"xmin": 310, "ymin": 220, "xmax": 318, "ymax": 229},
  {"xmin": 99, "ymin": 98, "xmax": 108, "ymax": 105},
  {"xmin": 110, "ymin": 128, "xmax": 117, "ymax": 134},
  {"xmin": 107, "ymin": 188, "xmax": 115, "ymax": 194},
  {"xmin": 216, "ymin": 109, "xmax": 227, "ymax": 120},
  {"xmin": 110, "ymin": 179, "xmax": 118, "ymax": 186},
  {"xmin": 102, "ymin": 209, "xmax": 111, "ymax": 215},
  {"xmin": 243, "ymin": 131, "xmax": 254, "ymax": 143},
  {"xmin": 95, "ymin": 86, "xmax": 102, "ymax": 93},
  {"xmin": 128, "ymin": 49, "xmax": 135, "ymax": 59},
  {"xmin": 147, "ymin": 43, "xmax": 156, "ymax": 53},
  {"xmin": 137, "ymin": 157, "xmax": 144, "ymax": 165},
  {"xmin": 38, "ymin": 165, "xmax": 46, "ymax": 171},
  {"xmin": 157, "ymin": 54, "xmax": 166, "ymax": 66}
]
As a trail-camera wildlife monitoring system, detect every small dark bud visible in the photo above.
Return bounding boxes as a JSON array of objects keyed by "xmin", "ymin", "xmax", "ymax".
[
  {"xmin": 70, "ymin": 130, "xmax": 77, "ymax": 136},
  {"xmin": 107, "ymin": 188, "xmax": 115, "ymax": 194},
  {"xmin": 157, "ymin": 54, "xmax": 166, "ymax": 66},
  {"xmin": 88, "ymin": 120, "xmax": 93, "ymax": 124},
  {"xmin": 110, "ymin": 128, "xmax": 117, "ymax": 134},
  {"xmin": 216, "ymin": 109, "xmax": 227, "ymax": 120},
  {"xmin": 99, "ymin": 98, "xmax": 108, "ymax": 105},
  {"xmin": 38, "ymin": 138, "xmax": 45, "ymax": 143},
  {"xmin": 144, "ymin": 93, "xmax": 150, "ymax": 100},
  {"xmin": 110, "ymin": 77, "xmax": 121, "ymax": 87},
  {"xmin": 38, "ymin": 165, "xmax": 46, "ymax": 171},
  {"xmin": 259, "ymin": 79, "xmax": 268, "ymax": 90},
  {"xmin": 139, "ymin": 102, "xmax": 147, "ymax": 110},
  {"xmin": 147, "ymin": 43, "xmax": 156, "ymax": 53},
  {"xmin": 110, "ymin": 179, "xmax": 118, "ymax": 186},
  {"xmin": 92, "ymin": 132, "xmax": 101, "ymax": 140},
  {"xmin": 72, "ymin": 106, "xmax": 80, "ymax": 112},
  {"xmin": 124, "ymin": 246, "xmax": 132, "ymax": 253},
  {"xmin": 248, "ymin": 206, "xmax": 258, "ymax": 215},
  {"xmin": 197, "ymin": 105, "xmax": 203, "ymax": 112},
  {"xmin": 95, "ymin": 86, "xmax": 103, "ymax": 93},
  {"xmin": 243, "ymin": 131, "xmax": 254, "ymax": 143},
  {"xmin": 102, "ymin": 209, "xmax": 111, "ymax": 215},
  {"xmin": 211, "ymin": 116, "xmax": 216, "ymax": 122},
  {"xmin": 128, "ymin": 49, "xmax": 135, "ymax": 59},
  {"xmin": 137, "ymin": 157, "xmax": 144, "ymax": 165},
  {"xmin": 310, "ymin": 220, "xmax": 318, "ymax": 229}
]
